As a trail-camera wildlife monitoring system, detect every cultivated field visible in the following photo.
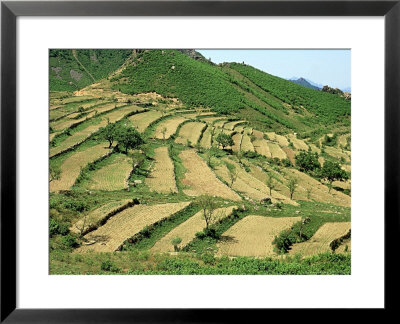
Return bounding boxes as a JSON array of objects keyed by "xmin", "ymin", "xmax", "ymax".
[
  {"xmin": 224, "ymin": 120, "xmax": 246, "ymax": 130},
  {"xmin": 179, "ymin": 150, "xmax": 241, "ymax": 201},
  {"xmin": 151, "ymin": 206, "xmax": 236, "ymax": 252},
  {"xmin": 231, "ymin": 133, "xmax": 242, "ymax": 152},
  {"xmin": 175, "ymin": 122, "xmax": 206, "ymax": 146},
  {"xmin": 241, "ymin": 134, "xmax": 255, "ymax": 152},
  {"xmin": 153, "ymin": 116, "xmax": 187, "ymax": 139},
  {"xmin": 50, "ymin": 143, "xmax": 111, "ymax": 192},
  {"xmin": 50, "ymin": 105, "xmax": 143, "ymax": 157},
  {"xmin": 266, "ymin": 132, "xmax": 289, "ymax": 147},
  {"xmin": 77, "ymin": 202, "xmax": 191, "ymax": 253},
  {"xmin": 287, "ymin": 134, "xmax": 309, "ymax": 151},
  {"xmin": 85, "ymin": 154, "xmax": 132, "ymax": 191},
  {"xmin": 253, "ymin": 138, "xmax": 270, "ymax": 157},
  {"xmin": 268, "ymin": 142, "xmax": 287, "ymax": 159},
  {"xmin": 217, "ymin": 216, "xmax": 301, "ymax": 257},
  {"xmin": 70, "ymin": 199, "xmax": 132, "ymax": 235},
  {"xmin": 199, "ymin": 126, "xmax": 213, "ymax": 149},
  {"xmin": 289, "ymin": 222, "xmax": 351, "ymax": 257},
  {"xmin": 146, "ymin": 146, "xmax": 178, "ymax": 193},
  {"xmin": 128, "ymin": 110, "xmax": 163, "ymax": 132},
  {"xmin": 214, "ymin": 158, "xmax": 296, "ymax": 205}
]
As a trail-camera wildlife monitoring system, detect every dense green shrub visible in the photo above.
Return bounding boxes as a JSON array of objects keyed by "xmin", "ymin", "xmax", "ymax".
[{"xmin": 49, "ymin": 218, "xmax": 69, "ymax": 237}]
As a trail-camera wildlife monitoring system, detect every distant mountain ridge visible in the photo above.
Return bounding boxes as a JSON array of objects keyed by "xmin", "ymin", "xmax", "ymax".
[{"xmin": 289, "ymin": 77, "xmax": 321, "ymax": 90}]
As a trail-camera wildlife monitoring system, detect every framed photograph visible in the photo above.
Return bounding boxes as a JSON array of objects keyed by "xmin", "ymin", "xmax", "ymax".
[{"xmin": 1, "ymin": 0, "xmax": 398, "ymax": 321}]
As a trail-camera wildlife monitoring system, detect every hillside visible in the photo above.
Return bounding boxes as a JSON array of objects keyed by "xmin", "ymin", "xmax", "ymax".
[
  {"xmin": 49, "ymin": 49, "xmax": 132, "ymax": 91},
  {"xmin": 289, "ymin": 77, "xmax": 321, "ymax": 90},
  {"xmin": 49, "ymin": 49, "xmax": 351, "ymax": 275}
]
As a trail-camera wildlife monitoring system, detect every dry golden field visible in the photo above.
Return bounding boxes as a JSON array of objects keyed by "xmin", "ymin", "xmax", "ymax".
[
  {"xmin": 253, "ymin": 138, "xmax": 270, "ymax": 157},
  {"xmin": 224, "ymin": 120, "xmax": 246, "ymax": 130},
  {"xmin": 217, "ymin": 216, "xmax": 301, "ymax": 257},
  {"xmin": 146, "ymin": 146, "xmax": 178, "ymax": 193},
  {"xmin": 231, "ymin": 133, "xmax": 243, "ymax": 152},
  {"xmin": 179, "ymin": 150, "xmax": 241, "ymax": 201},
  {"xmin": 266, "ymin": 132, "xmax": 289, "ymax": 147},
  {"xmin": 286, "ymin": 134, "xmax": 309, "ymax": 151},
  {"xmin": 267, "ymin": 142, "xmax": 287, "ymax": 159},
  {"xmin": 50, "ymin": 105, "xmax": 143, "ymax": 157},
  {"xmin": 85, "ymin": 154, "xmax": 132, "ymax": 191},
  {"xmin": 283, "ymin": 168, "xmax": 351, "ymax": 207},
  {"xmin": 175, "ymin": 122, "xmax": 206, "ymax": 146},
  {"xmin": 289, "ymin": 222, "xmax": 351, "ymax": 257},
  {"xmin": 199, "ymin": 126, "xmax": 213, "ymax": 149},
  {"xmin": 151, "ymin": 206, "xmax": 236, "ymax": 252},
  {"xmin": 153, "ymin": 116, "xmax": 187, "ymax": 139},
  {"xmin": 241, "ymin": 134, "xmax": 255, "ymax": 152},
  {"xmin": 50, "ymin": 143, "xmax": 111, "ymax": 192},
  {"xmin": 70, "ymin": 199, "xmax": 132, "ymax": 235},
  {"xmin": 77, "ymin": 202, "xmax": 191, "ymax": 253},
  {"xmin": 128, "ymin": 110, "xmax": 163, "ymax": 132}
]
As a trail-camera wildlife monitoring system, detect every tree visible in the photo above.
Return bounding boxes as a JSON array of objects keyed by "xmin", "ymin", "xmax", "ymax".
[
  {"xmin": 295, "ymin": 150, "xmax": 321, "ymax": 173},
  {"xmin": 74, "ymin": 212, "xmax": 95, "ymax": 237},
  {"xmin": 266, "ymin": 173, "xmax": 276, "ymax": 196},
  {"xmin": 215, "ymin": 133, "xmax": 234, "ymax": 150},
  {"xmin": 171, "ymin": 237, "xmax": 182, "ymax": 252},
  {"xmin": 161, "ymin": 127, "xmax": 167, "ymax": 140},
  {"xmin": 306, "ymin": 187, "xmax": 312, "ymax": 199},
  {"xmin": 102, "ymin": 121, "xmax": 117, "ymax": 148},
  {"xmin": 288, "ymin": 177, "xmax": 298, "ymax": 200},
  {"xmin": 206, "ymin": 146, "xmax": 216, "ymax": 167},
  {"xmin": 227, "ymin": 164, "xmax": 238, "ymax": 188},
  {"xmin": 116, "ymin": 126, "xmax": 144, "ymax": 154},
  {"xmin": 196, "ymin": 194, "xmax": 218, "ymax": 229},
  {"xmin": 321, "ymin": 160, "xmax": 349, "ymax": 192},
  {"xmin": 50, "ymin": 165, "xmax": 61, "ymax": 182}
]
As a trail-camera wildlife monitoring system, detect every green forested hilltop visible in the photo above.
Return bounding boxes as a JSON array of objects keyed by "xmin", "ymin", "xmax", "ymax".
[
  {"xmin": 111, "ymin": 50, "xmax": 244, "ymax": 114},
  {"xmin": 49, "ymin": 49, "xmax": 132, "ymax": 91},
  {"xmin": 50, "ymin": 49, "xmax": 350, "ymax": 134},
  {"xmin": 228, "ymin": 62, "xmax": 351, "ymax": 125}
]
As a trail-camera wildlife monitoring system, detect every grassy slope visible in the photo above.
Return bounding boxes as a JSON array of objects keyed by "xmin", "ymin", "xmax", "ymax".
[
  {"xmin": 228, "ymin": 62, "xmax": 351, "ymax": 127},
  {"xmin": 49, "ymin": 49, "xmax": 132, "ymax": 91}
]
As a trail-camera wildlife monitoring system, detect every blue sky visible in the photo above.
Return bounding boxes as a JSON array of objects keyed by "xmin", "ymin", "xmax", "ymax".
[{"xmin": 197, "ymin": 49, "xmax": 351, "ymax": 90}]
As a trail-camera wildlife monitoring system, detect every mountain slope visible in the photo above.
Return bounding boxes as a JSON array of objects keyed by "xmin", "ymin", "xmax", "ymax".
[
  {"xmin": 110, "ymin": 50, "xmax": 244, "ymax": 114},
  {"xmin": 49, "ymin": 49, "xmax": 132, "ymax": 91},
  {"xmin": 228, "ymin": 63, "xmax": 350, "ymax": 125},
  {"xmin": 289, "ymin": 77, "xmax": 321, "ymax": 90}
]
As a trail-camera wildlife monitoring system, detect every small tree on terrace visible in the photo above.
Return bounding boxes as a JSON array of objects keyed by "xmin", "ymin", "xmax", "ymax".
[
  {"xmin": 102, "ymin": 120, "xmax": 117, "ymax": 148},
  {"xmin": 226, "ymin": 163, "xmax": 238, "ymax": 188},
  {"xmin": 288, "ymin": 177, "xmax": 298, "ymax": 200},
  {"xmin": 196, "ymin": 194, "xmax": 218, "ymax": 229},
  {"xmin": 266, "ymin": 173, "xmax": 276, "ymax": 196},
  {"xmin": 161, "ymin": 127, "xmax": 167, "ymax": 140},
  {"xmin": 320, "ymin": 160, "xmax": 349, "ymax": 192},
  {"xmin": 116, "ymin": 126, "xmax": 144, "ymax": 154},
  {"xmin": 216, "ymin": 133, "xmax": 234, "ymax": 150}
]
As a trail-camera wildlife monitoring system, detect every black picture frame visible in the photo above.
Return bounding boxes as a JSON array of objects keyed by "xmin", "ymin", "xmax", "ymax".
[{"xmin": 1, "ymin": 0, "xmax": 399, "ymax": 322}]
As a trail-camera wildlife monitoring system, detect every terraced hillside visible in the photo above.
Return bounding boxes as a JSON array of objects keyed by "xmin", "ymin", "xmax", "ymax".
[{"xmin": 49, "ymin": 49, "xmax": 351, "ymax": 275}]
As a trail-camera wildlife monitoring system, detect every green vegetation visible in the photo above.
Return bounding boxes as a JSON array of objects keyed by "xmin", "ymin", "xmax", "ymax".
[
  {"xmin": 229, "ymin": 62, "xmax": 351, "ymax": 125},
  {"xmin": 49, "ymin": 49, "xmax": 351, "ymax": 275},
  {"xmin": 295, "ymin": 150, "xmax": 321, "ymax": 173},
  {"xmin": 111, "ymin": 50, "xmax": 245, "ymax": 114},
  {"xmin": 50, "ymin": 251, "xmax": 350, "ymax": 275},
  {"xmin": 49, "ymin": 49, "xmax": 132, "ymax": 91}
]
